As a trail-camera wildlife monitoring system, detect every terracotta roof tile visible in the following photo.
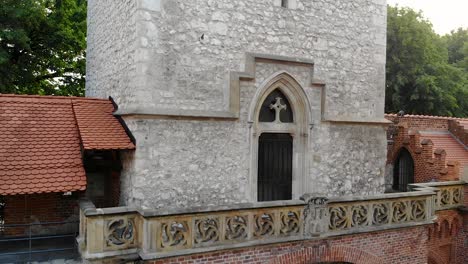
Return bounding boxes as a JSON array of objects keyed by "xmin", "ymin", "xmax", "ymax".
[
  {"xmin": 0, "ymin": 94, "xmax": 135, "ymax": 195},
  {"xmin": 385, "ymin": 113, "xmax": 468, "ymax": 121},
  {"xmin": 73, "ymin": 99, "xmax": 135, "ymax": 150}
]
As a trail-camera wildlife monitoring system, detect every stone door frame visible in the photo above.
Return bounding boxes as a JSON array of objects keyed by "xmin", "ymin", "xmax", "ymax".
[{"xmin": 248, "ymin": 72, "xmax": 312, "ymax": 201}]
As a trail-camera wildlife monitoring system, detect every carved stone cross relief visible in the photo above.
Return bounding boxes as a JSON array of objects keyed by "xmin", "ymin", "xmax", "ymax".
[{"xmin": 269, "ymin": 97, "xmax": 287, "ymax": 123}]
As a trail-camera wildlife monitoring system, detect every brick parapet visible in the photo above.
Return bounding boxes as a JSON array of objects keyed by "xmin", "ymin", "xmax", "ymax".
[
  {"xmin": 385, "ymin": 114, "xmax": 452, "ymax": 131},
  {"xmin": 448, "ymin": 119, "xmax": 468, "ymax": 146},
  {"xmin": 388, "ymin": 124, "xmax": 461, "ymax": 182}
]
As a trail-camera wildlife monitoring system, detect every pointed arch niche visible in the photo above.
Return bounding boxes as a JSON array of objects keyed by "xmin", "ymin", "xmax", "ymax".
[{"xmin": 248, "ymin": 72, "xmax": 312, "ymax": 201}]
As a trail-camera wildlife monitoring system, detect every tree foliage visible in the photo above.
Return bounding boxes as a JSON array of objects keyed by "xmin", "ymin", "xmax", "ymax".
[
  {"xmin": 0, "ymin": 0, "xmax": 86, "ymax": 96},
  {"xmin": 386, "ymin": 6, "xmax": 468, "ymax": 117}
]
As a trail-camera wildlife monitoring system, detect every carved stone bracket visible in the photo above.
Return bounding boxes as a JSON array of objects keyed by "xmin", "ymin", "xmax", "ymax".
[{"xmin": 301, "ymin": 194, "xmax": 329, "ymax": 237}]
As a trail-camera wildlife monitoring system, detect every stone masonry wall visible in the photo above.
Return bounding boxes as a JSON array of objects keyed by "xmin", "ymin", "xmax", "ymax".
[
  {"xmin": 87, "ymin": 0, "xmax": 387, "ymax": 120},
  {"xmin": 119, "ymin": 59, "xmax": 387, "ymax": 208},
  {"xmin": 86, "ymin": 0, "xmax": 388, "ymax": 208},
  {"xmin": 86, "ymin": 0, "xmax": 138, "ymax": 99}
]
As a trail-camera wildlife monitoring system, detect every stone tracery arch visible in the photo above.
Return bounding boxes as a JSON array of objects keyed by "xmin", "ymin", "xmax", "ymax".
[{"xmin": 248, "ymin": 71, "xmax": 312, "ymax": 201}]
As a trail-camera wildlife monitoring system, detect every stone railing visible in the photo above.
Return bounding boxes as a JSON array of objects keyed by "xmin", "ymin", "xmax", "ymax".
[
  {"xmin": 410, "ymin": 181, "xmax": 465, "ymax": 210},
  {"xmin": 323, "ymin": 192, "xmax": 434, "ymax": 237},
  {"xmin": 78, "ymin": 181, "xmax": 465, "ymax": 261}
]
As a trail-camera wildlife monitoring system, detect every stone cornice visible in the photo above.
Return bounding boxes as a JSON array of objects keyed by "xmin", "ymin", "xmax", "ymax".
[{"xmin": 115, "ymin": 53, "xmax": 389, "ymax": 126}]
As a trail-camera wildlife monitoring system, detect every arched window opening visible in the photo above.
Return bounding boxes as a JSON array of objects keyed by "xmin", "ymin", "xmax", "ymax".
[
  {"xmin": 259, "ymin": 89, "xmax": 293, "ymax": 123},
  {"xmin": 393, "ymin": 148, "xmax": 414, "ymax": 192}
]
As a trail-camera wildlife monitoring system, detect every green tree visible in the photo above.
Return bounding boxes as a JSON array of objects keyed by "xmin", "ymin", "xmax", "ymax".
[
  {"xmin": 0, "ymin": 0, "xmax": 87, "ymax": 96},
  {"xmin": 444, "ymin": 28, "xmax": 468, "ymax": 68},
  {"xmin": 444, "ymin": 28, "xmax": 468, "ymax": 72},
  {"xmin": 386, "ymin": 6, "xmax": 468, "ymax": 117}
]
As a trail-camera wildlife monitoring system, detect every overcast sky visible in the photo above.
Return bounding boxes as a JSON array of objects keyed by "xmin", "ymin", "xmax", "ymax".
[{"xmin": 387, "ymin": 0, "xmax": 468, "ymax": 35}]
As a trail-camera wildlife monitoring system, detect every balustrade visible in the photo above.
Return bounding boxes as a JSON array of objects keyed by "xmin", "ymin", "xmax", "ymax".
[{"xmin": 78, "ymin": 181, "xmax": 465, "ymax": 261}]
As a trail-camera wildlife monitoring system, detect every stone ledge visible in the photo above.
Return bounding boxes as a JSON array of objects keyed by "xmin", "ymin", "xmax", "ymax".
[
  {"xmin": 323, "ymin": 117, "xmax": 392, "ymax": 126},
  {"xmin": 141, "ymin": 200, "xmax": 305, "ymax": 217},
  {"xmin": 411, "ymin": 180, "xmax": 466, "ymax": 187},
  {"xmin": 113, "ymin": 52, "xmax": 384, "ymax": 126},
  {"xmin": 328, "ymin": 190, "xmax": 435, "ymax": 203},
  {"xmin": 114, "ymin": 108, "xmax": 239, "ymax": 120}
]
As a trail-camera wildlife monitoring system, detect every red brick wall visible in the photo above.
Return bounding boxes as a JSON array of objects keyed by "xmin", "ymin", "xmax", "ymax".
[
  {"xmin": 2, "ymin": 192, "xmax": 82, "ymax": 237},
  {"xmin": 427, "ymin": 210, "xmax": 465, "ymax": 264},
  {"xmin": 387, "ymin": 125, "xmax": 460, "ymax": 183},
  {"xmin": 460, "ymin": 211, "xmax": 468, "ymax": 264},
  {"xmin": 448, "ymin": 120, "xmax": 468, "ymax": 146},
  {"xmin": 385, "ymin": 115, "xmax": 451, "ymax": 131},
  {"xmin": 147, "ymin": 226, "xmax": 429, "ymax": 264}
]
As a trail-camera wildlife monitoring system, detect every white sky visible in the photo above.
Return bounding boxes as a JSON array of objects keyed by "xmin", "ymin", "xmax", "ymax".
[{"xmin": 387, "ymin": 0, "xmax": 468, "ymax": 35}]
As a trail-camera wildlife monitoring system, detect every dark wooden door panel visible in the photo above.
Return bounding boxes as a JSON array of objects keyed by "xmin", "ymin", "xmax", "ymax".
[
  {"xmin": 258, "ymin": 133, "xmax": 293, "ymax": 201},
  {"xmin": 393, "ymin": 148, "xmax": 414, "ymax": 192}
]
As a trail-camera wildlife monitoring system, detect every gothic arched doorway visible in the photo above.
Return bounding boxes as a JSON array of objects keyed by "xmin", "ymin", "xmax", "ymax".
[
  {"xmin": 248, "ymin": 72, "xmax": 312, "ymax": 202},
  {"xmin": 393, "ymin": 148, "xmax": 414, "ymax": 192}
]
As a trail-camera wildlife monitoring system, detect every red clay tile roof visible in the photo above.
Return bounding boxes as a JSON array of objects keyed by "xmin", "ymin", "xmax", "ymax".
[
  {"xmin": 385, "ymin": 113, "xmax": 468, "ymax": 121},
  {"xmin": 73, "ymin": 99, "xmax": 135, "ymax": 150},
  {"xmin": 0, "ymin": 94, "xmax": 135, "ymax": 195},
  {"xmin": 420, "ymin": 132, "xmax": 468, "ymax": 174}
]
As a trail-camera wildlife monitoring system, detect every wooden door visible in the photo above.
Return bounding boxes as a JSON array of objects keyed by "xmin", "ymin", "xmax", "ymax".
[{"xmin": 258, "ymin": 133, "xmax": 293, "ymax": 201}]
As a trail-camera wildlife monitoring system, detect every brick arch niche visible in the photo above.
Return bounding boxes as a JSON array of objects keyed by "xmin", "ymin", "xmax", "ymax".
[
  {"xmin": 427, "ymin": 211, "xmax": 464, "ymax": 264},
  {"xmin": 273, "ymin": 246, "xmax": 380, "ymax": 264}
]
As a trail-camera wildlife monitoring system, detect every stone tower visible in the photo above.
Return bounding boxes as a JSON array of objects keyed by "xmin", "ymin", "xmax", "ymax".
[{"xmin": 86, "ymin": 0, "xmax": 389, "ymax": 209}]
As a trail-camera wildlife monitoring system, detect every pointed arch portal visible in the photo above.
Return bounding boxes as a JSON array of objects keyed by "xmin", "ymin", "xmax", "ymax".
[
  {"xmin": 393, "ymin": 148, "xmax": 414, "ymax": 192},
  {"xmin": 249, "ymin": 72, "xmax": 312, "ymax": 202}
]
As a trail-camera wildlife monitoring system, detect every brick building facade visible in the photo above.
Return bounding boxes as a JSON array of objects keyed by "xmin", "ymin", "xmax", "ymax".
[{"xmin": 385, "ymin": 114, "xmax": 468, "ymax": 264}]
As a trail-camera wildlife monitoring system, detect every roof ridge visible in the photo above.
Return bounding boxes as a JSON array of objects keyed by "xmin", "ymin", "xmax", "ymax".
[
  {"xmin": 385, "ymin": 113, "xmax": 468, "ymax": 121},
  {"xmin": 0, "ymin": 93, "xmax": 110, "ymax": 102}
]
